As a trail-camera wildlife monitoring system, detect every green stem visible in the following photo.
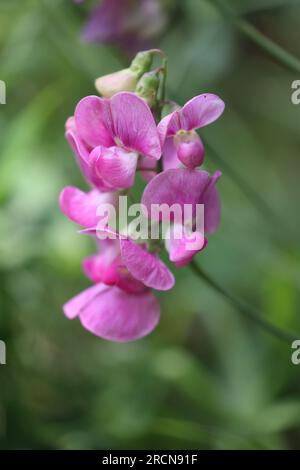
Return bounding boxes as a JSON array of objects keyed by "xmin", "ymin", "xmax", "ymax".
[
  {"xmin": 210, "ymin": 0, "xmax": 300, "ymax": 74},
  {"xmin": 190, "ymin": 260, "xmax": 297, "ymax": 343},
  {"xmin": 159, "ymin": 57, "xmax": 168, "ymax": 105},
  {"xmin": 156, "ymin": 57, "xmax": 168, "ymax": 174}
]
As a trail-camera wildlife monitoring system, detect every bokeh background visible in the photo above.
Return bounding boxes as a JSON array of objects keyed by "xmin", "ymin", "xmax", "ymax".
[{"xmin": 1, "ymin": 0, "xmax": 300, "ymax": 450}]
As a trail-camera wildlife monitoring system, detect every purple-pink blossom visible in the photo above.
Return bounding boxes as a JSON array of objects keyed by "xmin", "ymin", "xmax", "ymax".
[
  {"xmin": 158, "ymin": 94, "xmax": 225, "ymax": 170},
  {"xmin": 65, "ymin": 92, "xmax": 161, "ymax": 191},
  {"xmin": 142, "ymin": 168, "xmax": 222, "ymax": 266},
  {"xmin": 80, "ymin": 227, "xmax": 175, "ymax": 292},
  {"xmin": 64, "ymin": 283, "xmax": 160, "ymax": 342},
  {"xmin": 59, "ymin": 49, "xmax": 224, "ymax": 342},
  {"xmin": 62, "ymin": 227, "xmax": 174, "ymax": 341}
]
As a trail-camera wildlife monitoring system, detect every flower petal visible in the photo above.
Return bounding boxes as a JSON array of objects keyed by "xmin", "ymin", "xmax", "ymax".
[
  {"xmin": 65, "ymin": 129, "xmax": 90, "ymax": 175},
  {"xmin": 180, "ymin": 93, "xmax": 225, "ymax": 131},
  {"xmin": 59, "ymin": 186, "xmax": 117, "ymax": 227},
  {"xmin": 82, "ymin": 239, "xmax": 120, "ymax": 283},
  {"xmin": 82, "ymin": 240, "xmax": 147, "ymax": 294},
  {"xmin": 110, "ymin": 92, "xmax": 161, "ymax": 159},
  {"xmin": 120, "ymin": 238, "xmax": 175, "ymax": 291},
  {"xmin": 142, "ymin": 168, "xmax": 221, "ymax": 232},
  {"xmin": 65, "ymin": 130, "xmax": 110, "ymax": 191},
  {"xmin": 175, "ymin": 131, "xmax": 205, "ymax": 169},
  {"xmin": 157, "ymin": 112, "xmax": 177, "ymax": 145},
  {"xmin": 63, "ymin": 283, "xmax": 106, "ymax": 319},
  {"xmin": 165, "ymin": 223, "xmax": 207, "ymax": 268},
  {"xmin": 79, "ymin": 286, "xmax": 161, "ymax": 342},
  {"xmin": 162, "ymin": 136, "xmax": 181, "ymax": 171},
  {"xmin": 142, "ymin": 168, "xmax": 211, "ymax": 221},
  {"xmin": 75, "ymin": 95, "xmax": 114, "ymax": 148},
  {"xmin": 157, "ymin": 93, "xmax": 225, "ymax": 138},
  {"xmin": 92, "ymin": 145, "xmax": 138, "ymax": 189}
]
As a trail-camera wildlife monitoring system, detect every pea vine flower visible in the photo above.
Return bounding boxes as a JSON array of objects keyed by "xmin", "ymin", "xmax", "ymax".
[
  {"xmin": 62, "ymin": 228, "xmax": 174, "ymax": 341},
  {"xmin": 59, "ymin": 49, "xmax": 225, "ymax": 342},
  {"xmin": 66, "ymin": 91, "xmax": 161, "ymax": 192},
  {"xmin": 142, "ymin": 168, "xmax": 222, "ymax": 267},
  {"xmin": 64, "ymin": 283, "xmax": 160, "ymax": 342},
  {"xmin": 158, "ymin": 94, "xmax": 225, "ymax": 170}
]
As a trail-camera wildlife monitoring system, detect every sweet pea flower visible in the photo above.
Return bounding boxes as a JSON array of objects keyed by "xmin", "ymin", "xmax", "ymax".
[
  {"xmin": 64, "ymin": 282, "xmax": 160, "ymax": 342},
  {"xmin": 66, "ymin": 92, "xmax": 161, "ymax": 190},
  {"xmin": 81, "ymin": 0, "xmax": 167, "ymax": 56},
  {"xmin": 59, "ymin": 185, "xmax": 175, "ymax": 291},
  {"xmin": 62, "ymin": 229, "xmax": 170, "ymax": 341},
  {"xmin": 59, "ymin": 186, "xmax": 176, "ymax": 292},
  {"xmin": 158, "ymin": 94, "xmax": 225, "ymax": 170},
  {"xmin": 81, "ymin": 227, "xmax": 175, "ymax": 292},
  {"xmin": 142, "ymin": 168, "xmax": 221, "ymax": 266},
  {"xmin": 60, "ymin": 48, "xmax": 225, "ymax": 342},
  {"xmin": 82, "ymin": 238, "xmax": 148, "ymax": 294}
]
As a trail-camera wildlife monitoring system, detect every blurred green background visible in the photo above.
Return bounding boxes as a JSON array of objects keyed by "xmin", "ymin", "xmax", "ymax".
[{"xmin": 1, "ymin": 0, "xmax": 300, "ymax": 450}]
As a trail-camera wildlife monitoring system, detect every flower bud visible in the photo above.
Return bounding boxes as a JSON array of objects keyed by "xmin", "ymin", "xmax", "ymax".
[
  {"xmin": 174, "ymin": 130, "xmax": 205, "ymax": 169},
  {"xmin": 136, "ymin": 71, "xmax": 160, "ymax": 107},
  {"xmin": 130, "ymin": 50, "xmax": 153, "ymax": 76},
  {"xmin": 95, "ymin": 68, "xmax": 138, "ymax": 98}
]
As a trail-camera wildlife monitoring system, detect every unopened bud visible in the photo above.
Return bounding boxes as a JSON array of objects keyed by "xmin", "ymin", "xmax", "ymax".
[
  {"xmin": 130, "ymin": 50, "xmax": 153, "ymax": 77},
  {"xmin": 136, "ymin": 71, "xmax": 160, "ymax": 107},
  {"xmin": 95, "ymin": 68, "xmax": 138, "ymax": 98},
  {"xmin": 174, "ymin": 130, "xmax": 205, "ymax": 169}
]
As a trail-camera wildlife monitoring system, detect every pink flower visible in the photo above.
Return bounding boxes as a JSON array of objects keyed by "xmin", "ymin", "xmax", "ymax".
[
  {"xmin": 64, "ymin": 283, "xmax": 160, "ymax": 342},
  {"xmin": 82, "ymin": 239, "xmax": 147, "ymax": 294},
  {"xmin": 142, "ymin": 168, "xmax": 221, "ymax": 266},
  {"xmin": 81, "ymin": 0, "xmax": 167, "ymax": 56},
  {"xmin": 63, "ymin": 226, "xmax": 163, "ymax": 342},
  {"xmin": 60, "ymin": 50, "xmax": 225, "ymax": 342},
  {"xmin": 158, "ymin": 94, "xmax": 225, "ymax": 170},
  {"xmin": 63, "ymin": 229, "xmax": 167, "ymax": 342},
  {"xmin": 81, "ymin": 227, "xmax": 175, "ymax": 292},
  {"xmin": 165, "ymin": 224, "xmax": 208, "ymax": 268},
  {"xmin": 66, "ymin": 92, "xmax": 161, "ymax": 191}
]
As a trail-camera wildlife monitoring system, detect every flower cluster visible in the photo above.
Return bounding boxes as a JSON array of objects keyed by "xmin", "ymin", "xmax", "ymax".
[{"xmin": 59, "ymin": 50, "xmax": 225, "ymax": 342}]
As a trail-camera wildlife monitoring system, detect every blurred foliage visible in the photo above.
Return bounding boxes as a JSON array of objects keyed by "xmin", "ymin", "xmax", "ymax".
[{"xmin": 0, "ymin": 0, "xmax": 300, "ymax": 450}]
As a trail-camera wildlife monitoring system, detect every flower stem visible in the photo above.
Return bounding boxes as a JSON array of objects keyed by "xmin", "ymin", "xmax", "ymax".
[
  {"xmin": 190, "ymin": 260, "xmax": 298, "ymax": 343},
  {"xmin": 156, "ymin": 57, "xmax": 168, "ymax": 173},
  {"xmin": 210, "ymin": 0, "xmax": 300, "ymax": 74},
  {"xmin": 159, "ymin": 57, "xmax": 168, "ymax": 106}
]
